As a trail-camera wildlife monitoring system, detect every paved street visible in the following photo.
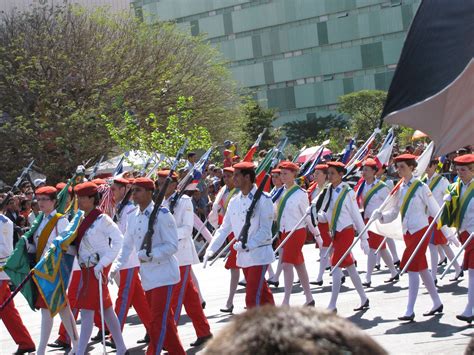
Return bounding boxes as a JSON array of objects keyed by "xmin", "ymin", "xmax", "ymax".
[{"xmin": 1, "ymin": 240, "xmax": 473, "ymax": 354}]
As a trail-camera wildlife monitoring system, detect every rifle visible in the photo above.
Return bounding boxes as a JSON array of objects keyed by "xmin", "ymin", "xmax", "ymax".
[
  {"xmin": 0, "ymin": 160, "xmax": 35, "ymax": 210},
  {"xmin": 140, "ymin": 141, "xmax": 188, "ymax": 255},
  {"xmin": 88, "ymin": 155, "xmax": 105, "ymax": 180}
]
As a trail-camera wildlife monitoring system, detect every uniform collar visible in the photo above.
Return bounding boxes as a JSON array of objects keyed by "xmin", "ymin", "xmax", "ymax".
[
  {"xmin": 45, "ymin": 209, "xmax": 57, "ymax": 220},
  {"xmin": 241, "ymin": 185, "xmax": 257, "ymax": 200},
  {"xmin": 139, "ymin": 202, "xmax": 154, "ymax": 217},
  {"xmin": 461, "ymin": 178, "xmax": 474, "ymax": 188},
  {"xmin": 427, "ymin": 172, "xmax": 438, "ymax": 182},
  {"xmin": 403, "ymin": 177, "xmax": 415, "ymax": 187}
]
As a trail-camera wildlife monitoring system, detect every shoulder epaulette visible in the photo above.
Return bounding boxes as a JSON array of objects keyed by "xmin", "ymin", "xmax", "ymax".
[
  {"xmin": 0, "ymin": 215, "xmax": 7, "ymax": 223},
  {"xmin": 159, "ymin": 206, "xmax": 170, "ymax": 214}
]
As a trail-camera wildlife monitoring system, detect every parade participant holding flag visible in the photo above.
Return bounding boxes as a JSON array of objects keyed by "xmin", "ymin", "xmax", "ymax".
[
  {"xmin": 73, "ymin": 182, "xmax": 128, "ymax": 355},
  {"xmin": 317, "ymin": 161, "xmax": 369, "ymax": 313},
  {"xmin": 372, "ymin": 154, "xmax": 456, "ymax": 321},
  {"xmin": 276, "ymin": 161, "xmax": 318, "ymax": 306},
  {"xmin": 440, "ymin": 154, "xmax": 474, "ymax": 324}
]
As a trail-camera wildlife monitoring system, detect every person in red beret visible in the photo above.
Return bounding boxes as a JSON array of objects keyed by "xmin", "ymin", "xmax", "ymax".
[
  {"xmin": 442, "ymin": 153, "xmax": 474, "ymax": 323},
  {"xmin": 205, "ymin": 161, "xmax": 275, "ymax": 309},
  {"xmin": 113, "ymin": 177, "xmax": 185, "ymax": 354},
  {"xmin": 208, "ymin": 165, "xmax": 242, "ymax": 313},
  {"xmin": 317, "ymin": 161, "xmax": 369, "ymax": 312},
  {"xmin": 372, "ymin": 154, "xmax": 455, "ymax": 321},
  {"xmin": 275, "ymin": 161, "xmax": 319, "ymax": 306},
  {"xmin": 91, "ymin": 178, "xmax": 107, "ymax": 186},
  {"xmin": 73, "ymin": 182, "xmax": 128, "ymax": 354},
  {"xmin": 223, "ymin": 149, "xmax": 233, "ymax": 168},
  {"xmin": 357, "ymin": 158, "xmax": 398, "ymax": 288}
]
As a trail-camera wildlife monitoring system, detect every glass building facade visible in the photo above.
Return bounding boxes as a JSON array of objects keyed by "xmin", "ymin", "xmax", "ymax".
[{"xmin": 132, "ymin": 0, "xmax": 421, "ymax": 125}]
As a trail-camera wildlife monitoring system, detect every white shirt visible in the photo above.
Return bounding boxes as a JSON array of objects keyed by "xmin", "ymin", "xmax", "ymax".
[
  {"xmin": 0, "ymin": 214, "xmax": 13, "ymax": 280},
  {"xmin": 117, "ymin": 202, "xmax": 180, "ymax": 291},
  {"xmin": 32, "ymin": 210, "xmax": 69, "ymax": 258},
  {"xmin": 113, "ymin": 201, "xmax": 140, "ymax": 270},
  {"xmin": 459, "ymin": 178, "xmax": 474, "ymax": 234},
  {"xmin": 164, "ymin": 194, "xmax": 199, "ymax": 266},
  {"xmin": 208, "ymin": 185, "xmax": 233, "ymax": 228},
  {"xmin": 426, "ymin": 173, "xmax": 450, "ymax": 206},
  {"xmin": 209, "ymin": 186, "xmax": 275, "ymax": 267},
  {"xmin": 361, "ymin": 180, "xmax": 389, "ymax": 220},
  {"xmin": 318, "ymin": 182, "xmax": 366, "ymax": 234},
  {"xmin": 278, "ymin": 186, "xmax": 309, "ymax": 232},
  {"xmin": 77, "ymin": 213, "xmax": 123, "ymax": 269}
]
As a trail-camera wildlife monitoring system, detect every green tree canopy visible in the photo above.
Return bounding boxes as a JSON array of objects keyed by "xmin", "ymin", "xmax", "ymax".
[
  {"xmin": 238, "ymin": 102, "xmax": 279, "ymax": 152},
  {"xmin": 0, "ymin": 4, "xmax": 242, "ymax": 182}
]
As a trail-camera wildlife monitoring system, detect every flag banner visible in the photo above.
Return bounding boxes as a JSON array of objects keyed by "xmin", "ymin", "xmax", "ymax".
[
  {"xmin": 32, "ymin": 210, "xmax": 83, "ymax": 317},
  {"xmin": 243, "ymin": 129, "xmax": 266, "ymax": 163},
  {"xmin": 193, "ymin": 214, "xmax": 213, "ymax": 242},
  {"xmin": 374, "ymin": 127, "xmax": 395, "ymax": 168}
]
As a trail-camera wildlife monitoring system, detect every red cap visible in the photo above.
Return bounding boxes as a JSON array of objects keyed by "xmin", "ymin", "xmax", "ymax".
[
  {"xmin": 232, "ymin": 155, "xmax": 240, "ymax": 161},
  {"xmin": 113, "ymin": 177, "xmax": 130, "ymax": 186},
  {"xmin": 454, "ymin": 154, "xmax": 474, "ymax": 166},
  {"xmin": 327, "ymin": 161, "xmax": 346, "ymax": 168},
  {"xmin": 91, "ymin": 178, "xmax": 107, "ymax": 186},
  {"xmin": 233, "ymin": 161, "xmax": 255, "ymax": 170},
  {"xmin": 278, "ymin": 161, "xmax": 299, "ymax": 171},
  {"xmin": 314, "ymin": 164, "xmax": 328, "ymax": 171},
  {"xmin": 223, "ymin": 149, "xmax": 232, "ymax": 156},
  {"xmin": 55, "ymin": 182, "xmax": 72, "ymax": 194},
  {"xmin": 35, "ymin": 186, "xmax": 57, "ymax": 196},
  {"xmin": 75, "ymin": 182, "xmax": 98, "ymax": 197},
  {"xmin": 394, "ymin": 153, "xmax": 417, "ymax": 162},
  {"xmin": 271, "ymin": 168, "xmax": 281, "ymax": 174},
  {"xmin": 362, "ymin": 158, "xmax": 378, "ymax": 168},
  {"xmin": 157, "ymin": 170, "xmax": 178, "ymax": 181},
  {"xmin": 132, "ymin": 177, "xmax": 155, "ymax": 190},
  {"xmin": 223, "ymin": 167, "xmax": 235, "ymax": 173}
]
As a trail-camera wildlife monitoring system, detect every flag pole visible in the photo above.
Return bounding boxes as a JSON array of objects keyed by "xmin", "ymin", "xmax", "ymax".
[
  {"xmin": 440, "ymin": 232, "xmax": 473, "ymax": 279},
  {"xmin": 0, "ymin": 270, "xmax": 34, "ymax": 311},
  {"xmin": 98, "ymin": 272, "xmax": 107, "ymax": 355}
]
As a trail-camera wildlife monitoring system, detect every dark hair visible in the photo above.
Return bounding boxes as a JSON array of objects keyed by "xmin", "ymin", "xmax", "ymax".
[
  {"xmin": 239, "ymin": 168, "xmax": 256, "ymax": 183},
  {"xmin": 428, "ymin": 159, "xmax": 439, "ymax": 168},
  {"xmin": 93, "ymin": 193, "xmax": 101, "ymax": 206},
  {"xmin": 403, "ymin": 159, "xmax": 418, "ymax": 169},
  {"xmin": 204, "ymin": 306, "xmax": 387, "ymax": 355},
  {"xmin": 188, "ymin": 152, "xmax": 196, "ymax": 158},
  {"xmin": 328, "ymin": 165, "xmax": 346, "ymax": 175}
]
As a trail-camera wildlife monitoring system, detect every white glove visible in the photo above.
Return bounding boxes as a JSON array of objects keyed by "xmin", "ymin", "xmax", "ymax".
[
  {"xmin": 93, "ymin": 264, "xmax": 104, "ymax": 281},
  {"xmin": 109, "ymin": 267, "xmax": 119, "ymax": 285},
  {"xmin": 138, "ymin": 249, "xmax": 153, "ymax": 262},
  {"xmin": 448, "ymin": 234, "xmax": 460, "ymax": 247},
  {"xmin": 443, "ymin": 193, "xmax": 452, "ymax": 202},
  {"xmin": 314, "ymin": 234, "xmax": 323, "ymax": 249},
  {"xmin": 26, "ymin": 242, "xmax": 36, "ymax": 253},
  {"xmin": 360, "ymin": 239, "xmax": 370, "ymax": 255},
  {"xmin": 371, "ymin": 209, "xmax": 383, "ymax": 221},
  {"xmin": 233, "ymin": 241, "xmax": 247, "ymax": 252},
  {"xmin": 203, "ymin": 250, "xmax": 214, "ymax": 268}
]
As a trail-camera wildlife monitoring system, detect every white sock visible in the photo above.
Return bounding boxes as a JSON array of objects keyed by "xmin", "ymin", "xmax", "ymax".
[
  {"xmin": 38, "ymin": 308, "xmax": 54, "ymax": 355},
  {"xmin": 376, "ymin": 253, "xmax": 381, "ymax": 266},
  {"xmin": 347, "ymin": 265, "xmax": 367, "ymax": 303},
  {"xmin": 420, "ymin": 269, "xmax": 442, "ymax": 310},
  {"xmin": 406, "ymin": 272, "xmax": 420, "ymax": 316},
  {"xmin": 328, "ymin": 267, "xmax": 342, "ymax": 310},
  {"xmin": 387, "ymin": 238, "xmax": 400, "ymax": 262},
  {"xmin": 438, "ymin": 246, "xmax": 446, "ymax": 260},
  {"xmin": 380, "ymin": 249, "xmax": 398, "ymax": 277},
  {"xmin": 282, "ymin": 263, "xmax": 294, "ymax": 305},
  {"xmin": 104, "ymin": 307, "xmax": 127, "ymax": 354},
  {"xmin": 77, "ymin": 309, "xmax": 94, "ymax": 355},
  {"xmin": 429, "ymin": 244, "xmax": 439, "ymax": 281},
  {"xmin": 366, "ymin": 249, "xmax": 377, "ymax": 283},
  {"xmin": 316, "ymin": 247, "xmax": 329, "ymax": 282},
  {"xmin": 59, "ymin": 306, "xmax": 78, "ymax": 352},
  {"xmin": 462, "ymin": 269, "xmax": 474, "ymax": 316},
  {"xmin": 442, "ymin": 245, "xmax": 461, "ymax": 275}
]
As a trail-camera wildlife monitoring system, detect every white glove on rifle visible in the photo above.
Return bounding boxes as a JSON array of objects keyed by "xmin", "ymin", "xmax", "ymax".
[
  {"xmin": 314, "ymin": 233, "xmax": 323, "ymax": 249},
  {"xmin": 93, "ymin": 264, "xmax": 104, "ymax": 281},
  {"xmin": 443, "ymin": 193, "xmax": 452, "ymax": 202},
  {"xmin": 109, "ymin": 266, "xmax": 120, "ymax": 285},
  {"xmin": 203, "ymin": 250, "xmax": 214, "ymax": 268},
  {"xmin": 138, "ymin": 249, "xmax": 153, "ymax": 262},
  {"xmin": 233, "ymin": 241, "xmax": 247, "ymax": 252},
  {"xmin": 371, "ymin": 209, "xmax": 383, "ymax": 221}
]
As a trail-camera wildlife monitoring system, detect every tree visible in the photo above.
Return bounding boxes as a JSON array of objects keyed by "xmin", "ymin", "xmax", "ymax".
[
  {"xmin": 337, "ymin": 90, "xmax": 387, "ymax": 141},
  {"xmin": 239, "ymin": 102, "xmax": 279, "ymax": 152},
  {"xmin": 0, "ymin": 4, "xmax": 243, "ymax": 182}
]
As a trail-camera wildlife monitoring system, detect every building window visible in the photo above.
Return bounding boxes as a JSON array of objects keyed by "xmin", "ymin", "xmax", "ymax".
[
  {"xmin": 293, "ymin": 50, "xmax": 302, "ymax": 57},
  {"xmin": 284, "ymin": 52, "xmax": 293, "ymax": 58},
  {"xmin": 296, "ymin": 78, "xmax": 305, "ymax": 85},
  {"xmin": 306, "ymin": 77, "xmax": 315, "ymax": 84}
]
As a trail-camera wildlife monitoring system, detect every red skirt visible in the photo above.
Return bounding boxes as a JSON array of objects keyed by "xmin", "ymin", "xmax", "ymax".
[
  {"xmin": 225, "ymin": 233, "xmax": 239, "ymax": 270},
  {"xmin": 364, "ymin": 219, "xmax": 386, "ymax": 250},
  {"xmin": 318, "ymin": 222, "xmax": 332, "ymax": 247},
  {"xmin": 75, "ymin": 265, "xmax": 112, "ymax": 310},
  {"xmin": 428, "ymin": 217, "xmax": 447, "ymax": 245},
  {"xmin": 331, "ymin": 227, "xmax": 355, "ymax": 268},
  {"xmin": 400, "ymin": 227, "xmax": 429, "ymax": 272},
  {"xmin": 460, "ymin": 231, "xmax": 474, "ymax": 270},
  {"xmin": 282, "ymin": 228, "xmax": 306, "ymax": 265}
]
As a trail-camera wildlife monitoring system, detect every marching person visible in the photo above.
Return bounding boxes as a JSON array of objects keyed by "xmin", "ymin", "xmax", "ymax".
[
  {"xmin": 208, "ymin": 167, "xmax": 241, "ymax": 313},
  {"xmin": 25, "ymin": 186, "xmax": 78, "ymax": 355},
  {"xmin": 157, "ymin": 170, "xmax": 213, "ymax": 347},
  {"xmin": 276, "ymin": 161, "xmax": 319, "ymax": 306},
  {"xmin": 357, "ymin": 159, "xmax": 399, "ymax": 287},
  {"xmin": 73, "ymin": 182, "xmax": 128, "ymax": 355},
  {"xmin": 317, "ymin": 161, "xmax": 370, "ymax": 312},
  {"xmin": 0, "ymin": 194, "xmax": 36, "ymax": 355},
  {"xmin": 118, "ymin": 177, "xmax": 185, "ymax": 354},
  {"xmin": 373, "ymin": 154, "xmax": 456, "ymax": 321},
  {"xmin": 423, "ymin": 159, "xmax": 462, "ymax": 283},
  {"xmin": 205, "ymin": 162, "xmax": 275, "ymax": 309}
]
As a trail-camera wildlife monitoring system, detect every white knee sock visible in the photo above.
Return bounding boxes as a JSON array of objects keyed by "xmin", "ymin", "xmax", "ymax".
[
  {"xmin": 38, "ymin": 308, "xmax": 54, "ymax": 355},
  {"xmin": 282, "ymin": 263, "xmax": 294, "ymax": 305},
  {"xmin": 59, "ymin": 306, "xmax": 78, "ymax": 352},
  {"xmin": 387, "ymin": 238, "xmax": 400, "ymax": 262},
  {"xmin": 77, "ymin": 309, "xmax": 94, "ymax": 355},
  {"xmin": 104, "ymin": 307, "xmax": 127, "ymax": 354},
  {"xmin": 442, "ymin": 245, "xmax": 461, "ymax": 275},
  {"xmin": 438, "ymin": 246, "xmax": 446, "ymax": 260},
  {"xmin": 462, "ymin": 269, "xmax": 474, "ymax": 316},
  {"xmin": 380, "ymin": 249, "xmax": 398, "ymax": 277},
  {"xmin": 376, "ymin": 253, "xmax": 381, "ymax": 266},
  {"xmin": 295, "ymin": 263, "xmax": 313, "ymax": 303},
  {"xmin": 406, "ymin": 272, "xmax": 420, "ymax": 316},
  {"xmin": 316, "ymin": 247, "xmax": 329, "ymax": 282},
  {"xmin": 420, "ymin": 269, "xmax": 442, "ymax": 310},
  {"xmin": 366, "ymin": 249, "xmax": 377, "ymax": 283},
  {"xmin": 347, "ymin": 265, "xmax": 367, "ymax": 303},
  {"xmin": 328, "ymin": 267, "xmax": 342, "ymax": 310},
  {"xmin": 429, "ymin": 244, "xmax": 439, "ymax": 280}
]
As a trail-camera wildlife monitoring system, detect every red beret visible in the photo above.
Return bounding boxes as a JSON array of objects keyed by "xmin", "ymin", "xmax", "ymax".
[
  {"xmin": 55, "ymin": 182, "xmax": 72, "ymax": 194},
  {"xmin": 232, "ymin": 155, "xmax": 240, "ymax": 161},
  {"xmin": 223, "ymin": 149, "xmax": 232, "ymax": 156},
  {"xmin": 157, "ymin": 170, "xmax": 178, "ymax": 181},
  {"xmin": 74, "ymin": 182, "xmax": 98, "ymax": 197},
  {"xmin": 223, "ymin": 167, "xmax": 235, "ymax": 173},
  {"xmin": 35, "ymin": 186, "xmax": 57, "ymax": 196},
  {"xmin": 233, "ymin": 161, "xmax": 255, "ymax": 170},
  {"xmin": 363, "ymin": 158, "xmax": 378, "ymax": 168},
  {"xmin": 314, "ymin": 164, "xmax": 328, "ymax": 171},
  {"xmin": 271, "ymin": 168, "xmax": 281, "ymax": 174},
  {"xmin": 327, "ymin": 161, "xmax": 346, "ymax": 168},
  {"xmin": 132, "ymin": 177, "xmax": 155, "ymax": 190},
  {"xmin": 394, "ymin": 154, "xmax": 417, "ymax": 162},
  {"xmin": 91, "ymin": 178, "xmax": 107, "ymax": 186},
  {"xmin": 113, "ymin": 177, "xmax": 130, "ymax": 186},
  {"xmin": 454, "ymin": 154, "xmax": 474, "ymax": 166},
  {"xmin": 278, "ymin": 161, "xmax": 299, "ymax": 171}
]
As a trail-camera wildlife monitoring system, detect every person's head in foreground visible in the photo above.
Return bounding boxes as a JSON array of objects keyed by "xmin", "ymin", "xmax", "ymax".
[{"xmin": 204, "ymin": 306, "xmax": 387, "ymax": 355}]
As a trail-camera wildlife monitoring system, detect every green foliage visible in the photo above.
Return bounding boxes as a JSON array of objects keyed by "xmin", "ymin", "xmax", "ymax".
[
  {"xmin": 396, "ymin": 126, "xmax": 416, "ymax": 148},
  {"xmin": 239, "ymin": 101, "xmax": 279, "ymax": 152}
]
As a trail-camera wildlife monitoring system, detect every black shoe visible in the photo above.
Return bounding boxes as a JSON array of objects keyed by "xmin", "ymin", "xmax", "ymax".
[
  {"xmin": 438, "ymin": 257, "xmax": 447, "ymax": 266},
  {"xmin": 293, "ymin": 279, "xmax": 301, "ymax": 284},
  {"xmin": 305, "ymin": 300, "xmax": 315, "ymax": 307},
  {"xmin": 374, "ymin": 264, "xmax": 381, "ymax": 271},
  {"xmin": 394, "ymin": 260, "xmax": 401, "ymax": 268},
  {"xmin": 434, "ymin": 278, "xmax": 438, "ymax": 287},
  {"xmin": 106, "ymin": 338, "xmax": 116, "ymax": 349},
  {"xmin": 47, "ymin": 340, "xmax": 70, "ymax": 349},
  {"xmin": 456, "ymin": 314, "xmax": 474, "ymax": 324},
  {"xmin": 341, "ymin": 276, "xmax": 346, "ymax": 285},
  {"xmin": 353, "ymin": 299, "xmax": 369, "ymax": 311},
  {"xmin": 13, "ymin": 348, "xmax": 36, "ymax": 354},
  {"xmin": 423, "ymin": 304, "xmax": 443, "ymax": 316},
  {"xmin": 201, "ymin": 301, "xmax": 206, "ymax": 309},
  {"xmin": 398, "ymin": 313, "xmax": 415, "ymax": 321},
  {"xmin": 238, "ymin": 280, "xmax": 247, "ymax": 287},
  {"xmin": 137, "ymin": 333, "xmax": 150, "ymax": 344},
  {"xmin": 384, "ymin": 274, "xmax": 400, "ymax": 283},
  {"xmin": 220, "ymin": 305, "xmax": 234, "ymax": 313},
  {"xmin": 449, "ymin": 270, "xmax": 464, "ymax": 281},
  {"xmin": 325, "ymin": 266, "xmax": 331, "ymax": 271},
  {"xmin": 310, "ymin": 280, "xmax": 323, "ymax": 286},
  {"xmin": 190, "ymin": 334, "xmax": 213, "ymax": 347},
  {"xmin": 91, "ymin": 329, "xmax": 109, "ymax": 341},
  {"xmin": 267, "ymin": 279, "xmax": 279, "ymax": 287},
  {"xmin": 362, "ymin": 281, "xmax": 371, "ymax": 288}
]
